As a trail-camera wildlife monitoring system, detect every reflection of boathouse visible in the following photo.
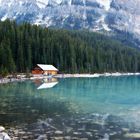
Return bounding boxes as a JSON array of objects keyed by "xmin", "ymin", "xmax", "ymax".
[
  {"xmin": 32, "ymin": 64, "xmax": 58, "ymax": 75},
  {"xmin": 37, "ymin": 78, "xmax": 58, "ymax": 89}
]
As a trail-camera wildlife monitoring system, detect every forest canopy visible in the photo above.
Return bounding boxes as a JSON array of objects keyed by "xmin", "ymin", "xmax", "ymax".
[{"xmin": 0, "ymin": 19, "xmax": 140, "ymax": 74}]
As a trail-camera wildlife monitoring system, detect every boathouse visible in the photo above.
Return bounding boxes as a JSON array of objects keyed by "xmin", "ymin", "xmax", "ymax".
[{"xmin": 32, "ymin": 64, "xmax": 58, "ymax": 75}]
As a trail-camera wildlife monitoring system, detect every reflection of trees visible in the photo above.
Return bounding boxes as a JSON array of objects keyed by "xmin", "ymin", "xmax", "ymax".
[
  {"xmin": 59, "ymin": 76, "xmax": 140, "ymax": 98},
  {"xmin": 0, "ymin": 81, "xmax": 74, "ymax": 125},
  {"xmin": 54, "ymin": 77, "xmax": 140, "ymax": 114}
]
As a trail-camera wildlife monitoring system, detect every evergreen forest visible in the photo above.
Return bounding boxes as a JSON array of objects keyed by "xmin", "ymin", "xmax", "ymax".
[{"xmin": 0, "ymin": 19, "xmax": 140, "ymax": 75}]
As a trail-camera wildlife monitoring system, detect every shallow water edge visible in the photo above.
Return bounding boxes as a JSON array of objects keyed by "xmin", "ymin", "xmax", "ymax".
[{"xmin": 1, "ymin": 72, "xmax": 140, "ymax": 84}]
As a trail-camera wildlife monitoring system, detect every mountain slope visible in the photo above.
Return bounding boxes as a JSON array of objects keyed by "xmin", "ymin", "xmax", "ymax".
[{"xmin": 0, "ymin": 0, "xmax": 139, "ymax": 33}]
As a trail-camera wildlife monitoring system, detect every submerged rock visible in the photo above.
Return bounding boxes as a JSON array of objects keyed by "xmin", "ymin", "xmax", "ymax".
[
  {"xmin": 85, "ymin": 132, "xmax": 92, "ymax": 137},
  {"xmin": 54, "ymin": 137, "xmax": 64, "ymax": 140},
  {"xmin": 64, "ymin": 136, "xmax": 71, "ymax": 140},
  {"xmin": 0, "ymin": 126, "xmax": 5, "ymax": 132},
  {"xmin": 122, "ymin": 128, "xmax": 129, "ymax": 132},
  {"xmin": 0, "ymin": 126, "xmax": 11, "ymax": 140},
  {"xmin": 55, "ymin": 131, "xmax": 63, "ymax": 135},
  {"xmin": 66, "ymin": 127, "xmax": 73, "ymax": 133},
  {"xmin": 102, "ymin": 133, "xmax": 109, "ymax": 140},
  {"xmin": 109, "ymin": 131, "xmax": 117, "ymax": 136},
  {"xmin": 37, "ymin": 134, "xmax": 47, "ymax": 140},
  {"xmin": 80, "ymin": 138, "xmax": 88, "ymax": 140},
  {"xmin": 0, "ymin": 132, "xmax": 11, "ymax": 140},
  {"xmin": 73, "ymin": 132, "xmax": 81, "ymax": 135},
  {"xmin": 124, "ymin": 133, "xmax": 140, "ymax": 138}
]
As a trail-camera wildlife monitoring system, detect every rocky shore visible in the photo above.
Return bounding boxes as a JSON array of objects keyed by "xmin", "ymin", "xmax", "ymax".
[
  {"xmin": 0, "ymin": 78, "xmax": 25, "ymax": 84},
  {"xmin": 0, "ymin": 126, "xmax": 11, "ymax": 140},
  {"xmin": 0, "ymin": 72, "xmax": 140, "ymax": 85},
  {"xmin": 55, "ymin": 72, "xmax": 140, "ymax": 78},
  {"xmin": 3, "ymin": 113, "xmax": 140, "ymax": 140}
]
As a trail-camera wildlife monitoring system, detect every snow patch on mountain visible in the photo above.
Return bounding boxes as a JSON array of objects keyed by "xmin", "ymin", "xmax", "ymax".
[
  {"xmin": 36, "ymin": 0, "xmax": 49, "ymax": 8},
  {"xmin": 0, "ymin": 0, "xmax": 140, "ymax": 40},
  {"xmin": 1, "ymin": 14, "xmax": 8, "ymax": 21},
  {"xmin": 37, "ymin": 0, "xmax": 49, "ymax": 5},
  {"xmin": 95, "ymin": 15, "xmax": 111, "ymax": 31},
  {"xmin": 35, "ymin": 15, "xmax": 53, "ymax": 27},
  {"xmin": 48, "ymin": 0, "xmax": 63, "ymax": 6},
  {"xmin": 68, "ymin": 0, "xmax": 72, "ymax": 6},
  {"xmin": 96, "ymin": 0, "xmax": 112, "ymax": 11}
]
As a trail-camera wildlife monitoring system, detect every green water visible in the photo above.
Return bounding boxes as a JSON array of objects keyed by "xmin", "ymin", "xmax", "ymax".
[{"xmin": 0, "ymin": 76, "xmax": 140, "ymax": 139}]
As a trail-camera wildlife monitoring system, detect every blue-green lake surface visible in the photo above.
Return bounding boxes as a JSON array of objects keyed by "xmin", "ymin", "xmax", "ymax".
[{"xmin": 0, "ymin": 76, "xmax": 140, "ymax": 139}]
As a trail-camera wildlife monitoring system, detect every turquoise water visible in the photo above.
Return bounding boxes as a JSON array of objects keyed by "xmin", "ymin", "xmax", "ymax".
[{"xmin": 0, "ymin": 76, "xmax": 140, "ymax": 139}]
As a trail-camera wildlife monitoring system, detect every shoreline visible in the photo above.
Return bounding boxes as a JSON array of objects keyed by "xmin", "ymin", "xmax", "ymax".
[
  {"xmin": 55, "ymin": 72, "xmax": 140, "ymax": 78},
  {"xmin": 0, "ymin": 72, "xmax": 140, "ymax": 84}
]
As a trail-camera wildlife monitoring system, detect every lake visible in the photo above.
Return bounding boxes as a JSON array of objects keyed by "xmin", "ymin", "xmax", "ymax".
[{"xmin": 0, "ymin": 76, "xmax": 140, "ymax": 139}]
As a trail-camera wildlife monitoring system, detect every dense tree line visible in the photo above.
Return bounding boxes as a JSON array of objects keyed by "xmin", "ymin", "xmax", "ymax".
[{"xmin": 0, "ymin": 19, "xmax": 140, "ymax": 75}]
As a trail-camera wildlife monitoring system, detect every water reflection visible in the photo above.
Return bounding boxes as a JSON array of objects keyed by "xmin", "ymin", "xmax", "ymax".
[
  {"xmin": 37, "ymin": 78, "xmax": 59, "ymax": 90},
  {"xmin": 0, "ymin": 79, "xmax": 73, "ymax": 126},
  {"xmin": 0, "ymin": 76, "xmax": 140, "ymax": 131}
]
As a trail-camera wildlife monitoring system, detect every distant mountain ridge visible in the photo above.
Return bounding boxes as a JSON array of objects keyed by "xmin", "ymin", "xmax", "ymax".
[{"xmin": 0, "ymin": 0, "xmax": 140, "ymax": 47}]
